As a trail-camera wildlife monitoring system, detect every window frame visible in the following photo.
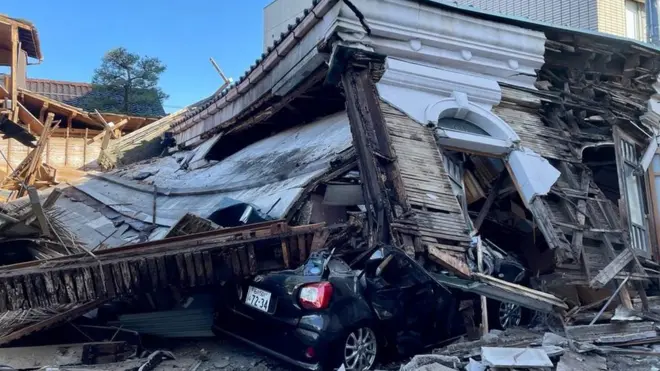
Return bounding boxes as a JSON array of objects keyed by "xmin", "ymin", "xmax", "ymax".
[
  {"xmin": 625, "ymin": 0, "xmax": 645, "ymax": 41},
  {"xmin": 613, "ymin": 126, "xmax": 651, "ymax": 258}
]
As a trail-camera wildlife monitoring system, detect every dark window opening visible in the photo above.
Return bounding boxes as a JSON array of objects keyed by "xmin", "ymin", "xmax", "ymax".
[{"xmin": 583, "ymin": 145, "xmax": 620, "ymax": 204}]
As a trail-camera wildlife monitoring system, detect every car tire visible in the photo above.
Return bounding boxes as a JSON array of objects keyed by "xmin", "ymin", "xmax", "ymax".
[
  {"xmin": 328, "ymin": 326, "xmax": 378, "ymax": 371},
  {"xmin": 487, "ymin": 299, "xmax": 524, "ymax": 330}
]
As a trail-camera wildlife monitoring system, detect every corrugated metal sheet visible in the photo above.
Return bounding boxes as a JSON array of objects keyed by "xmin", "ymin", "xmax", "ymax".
[
  {"xmin": 111, "ymin": 294, "xmax": 215, "ymax": 338},
  {"xmin": 113, "ymin": 308, "xmax": 214, "ymax": 338},
  {"xmin": 57, "ymin": 111, "xmax": 351, "ymax": 244}
]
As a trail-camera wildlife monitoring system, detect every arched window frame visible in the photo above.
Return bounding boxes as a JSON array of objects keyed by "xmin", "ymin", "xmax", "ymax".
[{"xmin": 427, "ymin": 92, "xmax": 520, "ymax": 156}]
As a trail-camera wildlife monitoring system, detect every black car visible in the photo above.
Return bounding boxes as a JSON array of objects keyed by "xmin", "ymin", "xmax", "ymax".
[{"xmin": 212, "ymin": 246, "xmax": 463, "ymax": 370}]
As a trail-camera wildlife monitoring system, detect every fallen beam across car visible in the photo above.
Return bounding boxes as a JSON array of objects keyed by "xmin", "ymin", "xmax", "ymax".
[{"xmin": 0, "ymin": 221, "xmax": 324, "ymax": 310}]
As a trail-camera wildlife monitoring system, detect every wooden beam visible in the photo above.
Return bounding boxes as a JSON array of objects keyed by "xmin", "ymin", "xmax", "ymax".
[
  {"xmin": 87, "ymin": 119, "xmax": 128, "ymax": 144},
  {"xmin": 16, "ymin": 101, "xmax": 44, "ymax": 135},
  {"xmin": 9, "ymin": 25, "xmax": 18, "ymax": 123},
  {"xmin": 27, "ymin": 186, "xmax": 50, "ymax": 237},
  {"xmin": 83, "ymin": 127, "xmax": 88, "ymax": 170},
  {"xmin": 590, "ymin": 248, "xmax": 634, "ymax": 288},
  {"xmin": 474, "ymin": 171, "xmax": 506, "ymax": 230}
]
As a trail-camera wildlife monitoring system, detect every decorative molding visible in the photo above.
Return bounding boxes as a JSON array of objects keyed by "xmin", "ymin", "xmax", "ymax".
[
  {"xmin": 335, "ymin": 0, "xmax": 546, "ymax": 88},
  {"xmin": 380, "ymin": 57, "xmax": 502, "ymax": 107},
  {"xmin": 377, "ymin": 57, "xmax": 503, "ymax": 126}
]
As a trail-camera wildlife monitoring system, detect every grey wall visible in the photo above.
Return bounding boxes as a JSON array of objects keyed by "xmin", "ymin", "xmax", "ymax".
[{"xmin": 454, "ymin": 0, "xmax": 599, "ymax": 30}]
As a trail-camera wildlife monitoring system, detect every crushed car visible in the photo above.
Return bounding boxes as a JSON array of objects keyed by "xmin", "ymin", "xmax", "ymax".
[{"xmin": 212, "ymin": 245, "xmax": 465, "ymax": 370}]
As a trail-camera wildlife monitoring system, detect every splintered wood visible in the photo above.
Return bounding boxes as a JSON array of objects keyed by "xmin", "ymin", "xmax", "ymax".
[
  {"xmin": 1, "ymin": 112, "xmax": 58, "ymax": 197},
  {"xmin": 381, "ymin": 103, "xmax": 471, "ymax": 276},
  {"xmin": 0, "ymin": 221, "xmax": 323, "ymax": 310}
]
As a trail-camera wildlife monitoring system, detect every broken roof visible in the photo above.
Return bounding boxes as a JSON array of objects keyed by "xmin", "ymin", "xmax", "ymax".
[
  {"xmin": 52, "ymin": 111, "xmax": 353, "ymax": 247},
  {"xmin": 0, "ymin": 14, "xmax": 41, "ymax": 61}
]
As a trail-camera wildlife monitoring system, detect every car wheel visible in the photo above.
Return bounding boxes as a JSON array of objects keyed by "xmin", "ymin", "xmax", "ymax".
[
  {"xmin": 341, "ymin": 327, "xmax": 378, "ymax": 371},
  {"xmin": 497, "ymin": 302, "xmax": 522, "ymax": 329}
]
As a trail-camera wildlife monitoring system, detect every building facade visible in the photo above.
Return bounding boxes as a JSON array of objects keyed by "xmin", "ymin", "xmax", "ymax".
[
  {"xmin": 263, "ymin": 0, "xmax": 653, "ymax": 45},
  {"xmin": 455, "ymin": 0, "xmax": 650, "ymax": 42}
]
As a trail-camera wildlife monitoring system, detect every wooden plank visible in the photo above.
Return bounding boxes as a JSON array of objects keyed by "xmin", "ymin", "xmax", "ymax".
[
  {"xmin": 110, "ymin": 263, "xmax": 124, "ymax": 295},
  {"xmin": 474, "ymin": 171, "xmax": 506, "ymax": 230},
  {"xmin": 246, "ymin": 244, "xmax": 257, "ymax": 275},
  {"xmin": 310, "ymin": 228, "xmax": 330, "ymax": 252},
  {"xmin": 63, "ymin": 270, "xmax": 77, "ymax": 303},
  {"xmin": 137, "ymin": 259, "xmax": 150, "ymax": 290},
  {"xmin": 184, "ymin": 252, "xmax": 196, "ymax": 287},
  {"xmin": 54, "ymin": 270, "xmax": 68, "ymax": 304},
  {"xmin": 146, "ymin": 257, "xmax": 159, "ymax": 290},
  {"xmin": 33, "ymin": 274, "xmax": 48, "ymax": 307},
  {"xmin": 4, "ymin": 279, "xmax": 15, "ymax": 310},
  {"xmin": 16, "ymin": 101, "xmax": 44, "ymax": 135},
  {"xmin": 101, "ymin": 264, "xmax": 115, "ymax": 299},
  {"xmin": 42, "ymin": 272, "xmax": 56, "ymax": 306},
  {"xmin": 22, "ymin": 275, "xmax": 38, "ymax": 309},
  {"xmin": 175, "ymin": 254, "xmax": 187, "ymax": 287},
  {"xmin": 156, "ymin": 256, "xmax": 168, "ymax": 288},
  {"xmin": 120, "ymin": 262, "xmax": 132, "ymax": 294},
  {"xmin": 91, "ymin": 266, "xmax": 105, "ymax": 298},
  {"xmin": 193, "ymin": 251, "xmax": 205, "ymax": 286},
  {"xmin": 9, "ymin": 25, "xmax": 17, "ymax": 122},
  {"xmin": 202, "ymin": 251, "xmax": 214, "ymax": 284},
  {"xmin": 590, "ymin": 249, "xmax": 633, "ymax": 288},
  {"xmin": 0, "ymin": 300, "xmax": 107, "ymax": 346},
  {"xmin": 0, "ymin": 281, "xmax": 6, "ymax": 312},
  {"xmin": 27, "ymin": 186, "xmax": 50, "ymax": 237},
  {"xmin": 128, "ymin": 261, "xmax": 140, "ymax": 292},
  {"xmin": 281, "ymin": 240, "xmax": 290, "ymax": 268},
  {"xmin": 165, "ymin": 255, "xmax": 179, "ymax": 286},
  {"xmin": 231, "ymin": 250, "xmax": 241, "ymax": 276},
  {"xmin": 74, "ymin": 270, "xmax": 88, "ymax": 302},
  {"xmin": 237, "ymin": 246, "xmax": 250, "ymax": 276}
]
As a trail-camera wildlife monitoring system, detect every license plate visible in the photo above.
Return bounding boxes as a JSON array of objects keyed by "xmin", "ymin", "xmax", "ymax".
[{"xmin": 245, "ymin": 286, "xmax": 271, "ymax": 312}]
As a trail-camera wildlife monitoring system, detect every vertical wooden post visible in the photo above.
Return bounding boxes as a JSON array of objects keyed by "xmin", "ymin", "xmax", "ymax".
[
  {"xmin": 65, "ymin": 115, "xmax": 72, "ymax": 167},
  {"xmin": 39, "ymin": 104, "xmax": 50, "ymax": 166},
  {"xmin": 7, "ymin": 139, "xmax": 12, "ymax": 174},
  {"xmin": 83, "ymin": 127, "xmax": 88, "ymax": 171},
  {"xmin": 9, "ymin": 25, "xmax": 18, "ymax": 123},
  {"xmin": 476, "ymin": 237, "xmax": 489, "ymax": 336}
]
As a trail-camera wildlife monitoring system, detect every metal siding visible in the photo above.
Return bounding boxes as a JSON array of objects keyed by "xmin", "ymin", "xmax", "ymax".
[{"xmin": 456, "ymin": 0, "xmax": 599, "ymax": 30}]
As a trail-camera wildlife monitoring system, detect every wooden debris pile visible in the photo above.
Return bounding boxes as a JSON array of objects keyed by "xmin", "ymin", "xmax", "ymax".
[
  {"xmin": 400, "ymin": 322, "xmax": 660, "ymax": 370},
  {"xmin": 0, "ymin": 112, "xmax": 58, "ymax": 197},
  {"xmin": 488, "ymin": 32, "xmax": 660, "ymax": 320},
  {"xmin": 0, "ymin": 221, "xmax": 324, "ymax": 311}
]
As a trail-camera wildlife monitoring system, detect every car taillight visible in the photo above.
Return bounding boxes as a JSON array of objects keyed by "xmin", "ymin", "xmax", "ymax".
[{"xmin": 299, "ymin": 282, "xmax": 333, "ymax": 310}]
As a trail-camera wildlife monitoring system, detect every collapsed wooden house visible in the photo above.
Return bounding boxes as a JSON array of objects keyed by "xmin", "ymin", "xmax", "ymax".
[
  {"xmin": 0, "ymin": 0, "xmax": 658, "ymax": 335},
  {"xmin": 0, "ymin": 15, "xmax": 161, "ymax": 196}
]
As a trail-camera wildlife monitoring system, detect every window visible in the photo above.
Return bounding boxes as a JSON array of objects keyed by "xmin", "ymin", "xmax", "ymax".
[
  {"xmin": 625, "ymin": 0, "xmax": 644, "ymax": 41},
  {"xmin": 616, "ymin": 130, "xmax": 650, "ymax": 254},
  {"xmin": 443, "ymin": 152, "xmax": 473, "ymax": 229}
]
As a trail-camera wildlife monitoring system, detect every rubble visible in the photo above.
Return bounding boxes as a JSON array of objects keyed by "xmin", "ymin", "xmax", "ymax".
[{"xmin": 2, "ymin": 0, "xmax": 660, "ymax": 370}]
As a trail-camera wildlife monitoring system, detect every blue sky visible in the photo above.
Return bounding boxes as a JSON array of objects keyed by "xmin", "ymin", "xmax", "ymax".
[{"xmin": 5, "ymin": 0, "xmax": 274, "ymax": 113}]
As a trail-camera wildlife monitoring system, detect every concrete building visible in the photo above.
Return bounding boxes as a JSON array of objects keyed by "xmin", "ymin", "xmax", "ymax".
[
  {"xmin": 263, "ymin": 0, "xmax": 657, "ymax": 46},
  {"xmin": 454, "ymin": 0, "xmax": 651, "ymax": 42}
]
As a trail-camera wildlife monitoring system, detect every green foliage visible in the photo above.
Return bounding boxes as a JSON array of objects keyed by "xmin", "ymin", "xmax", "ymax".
[{"xmin": 81, "ymin": 47, "xmax": 168, "ymax": 116}]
